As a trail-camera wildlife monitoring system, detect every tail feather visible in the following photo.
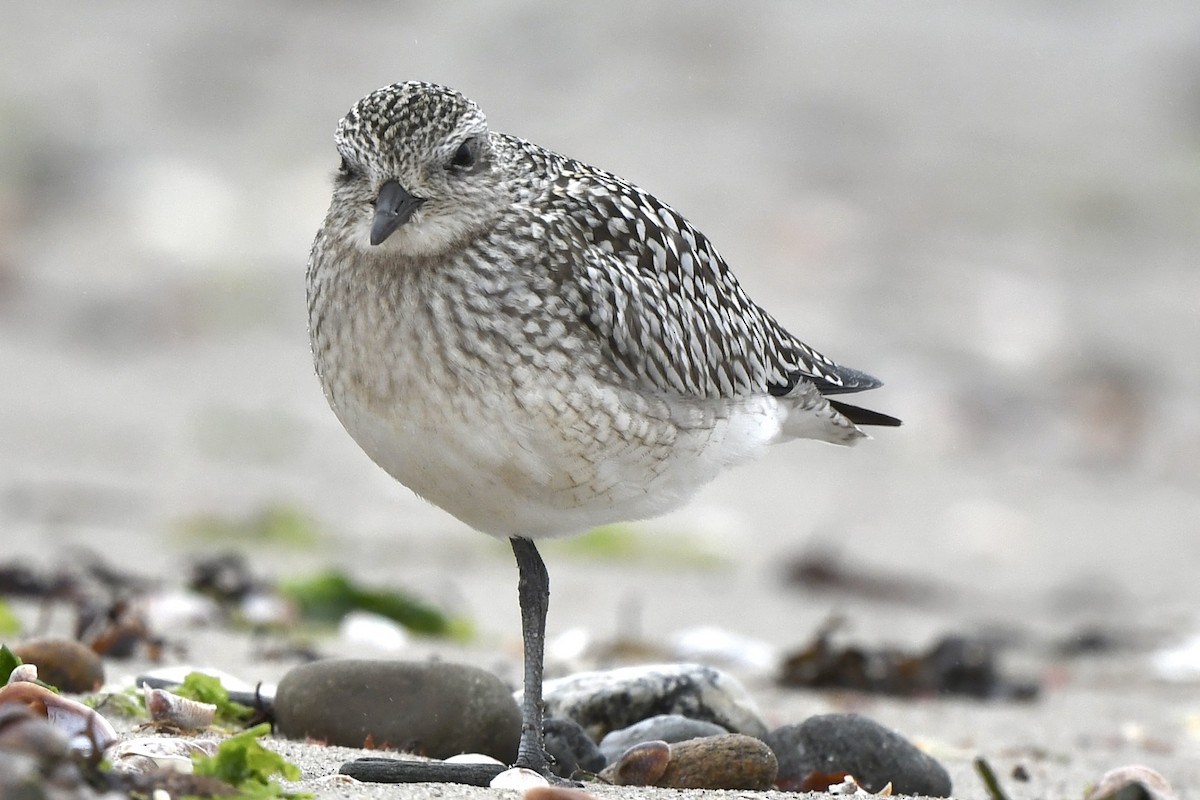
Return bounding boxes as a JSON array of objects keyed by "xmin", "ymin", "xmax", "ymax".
[{"xmin": 828, "ymin": 400, "xmax": 902, "ymax": 427}]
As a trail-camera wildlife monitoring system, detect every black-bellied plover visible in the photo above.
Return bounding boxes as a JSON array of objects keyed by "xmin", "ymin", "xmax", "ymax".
[{"xmin": 307, "ymin": 81, "xmax": 899, "ymax": 777}]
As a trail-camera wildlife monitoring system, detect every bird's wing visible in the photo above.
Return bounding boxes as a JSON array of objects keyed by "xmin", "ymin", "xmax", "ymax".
[{"xmin": 554, "ymin": 165, "xmax": 885, "ymax": 405}]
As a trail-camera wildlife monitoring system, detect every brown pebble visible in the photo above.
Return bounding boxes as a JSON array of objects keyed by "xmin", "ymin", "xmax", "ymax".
[
  {"xmin": 11, "ymin": 638, "xmax": 105, "ymax": 692},
  {"xmin": 599, "ymin": 739, "xmax": 671, "ymax": 786},
  {"xmin": 524, "ymin": 786, "xmax": 600, "ymax": 800},
  {"xmin": 658, "ymin": 734, "xmax": 778, "ymax": 790}
]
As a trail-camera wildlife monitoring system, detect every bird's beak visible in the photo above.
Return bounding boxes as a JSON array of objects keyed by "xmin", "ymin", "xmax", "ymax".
[{"xmin": 370, "ymin": 180, "xmax": 425, "ymax": 245}]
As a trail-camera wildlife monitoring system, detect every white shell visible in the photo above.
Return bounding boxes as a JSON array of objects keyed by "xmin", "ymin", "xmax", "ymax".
[
  {"xmin": 7, "ymin": 664, "xmax": 40, "ymax": 684},
  {"xmin": 109, "ymin": 737, "xmax": 219, "ymax": 774},
  {"xmin": 142, "ymin": 683, "xmax": 217, "ymax": 731},
  {"xmin": 489, "ymin": 767, "xmax": 550, "ymax": 790},
  {"xmin": 0, "ymin": 679, "xmax": 118, "ymax": 754}
]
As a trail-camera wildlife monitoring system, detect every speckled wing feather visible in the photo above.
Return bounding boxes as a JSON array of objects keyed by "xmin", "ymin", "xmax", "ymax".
[{"xmin": 552, "ymin": 159, "xmax": 883, "ymax": 403}]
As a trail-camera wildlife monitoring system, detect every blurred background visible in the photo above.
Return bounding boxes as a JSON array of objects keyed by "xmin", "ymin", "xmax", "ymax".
[{"xmin": 0, "ymin": 1, "xmax": 1198, "ymax": 649}]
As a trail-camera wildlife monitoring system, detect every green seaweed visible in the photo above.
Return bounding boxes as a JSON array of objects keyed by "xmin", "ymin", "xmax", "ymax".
[
  {"xmin": 174, "ymin": 671, "xmax": 255, "ymax": 726},
  {"xmin": 191, "ymin": 723, "xmax": 309, "ymax": 799},
  {"xmin": 278, "ymin": 569, "xmax": 471, "ymax": 638}
]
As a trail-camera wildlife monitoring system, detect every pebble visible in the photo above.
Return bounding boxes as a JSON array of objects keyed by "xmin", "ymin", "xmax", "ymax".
[
  {"xmin": 766, "ymin": 713, "xmax": 952, "ymax": 797},
  {"xmin": 11, "ymin": 638, "xmax": 104, "ymax": 693},
  {"xmin": 601, "ymin": 734, "xmax": 777, "ymax": 790},
  {"xmin": 524, "ymin": 787, "xmax": 601, "ymax": 800},
  {"xmin": 543, "ymin": 716, "xmax": 606, "ymax": 778},
  {"xmin": 599, "ymin": 713, "xmax": 728, "ymax": 764},
  {"xmin": 275, "ymin": 659, "xmax": 520, "ymax": 761},
  {"xmin": 534, "ymin": 663, "xmax": 767, "ymax": 741},
  {"xmin": 660, "ymin": 734, "xmax": 778, "ymax": 790}
]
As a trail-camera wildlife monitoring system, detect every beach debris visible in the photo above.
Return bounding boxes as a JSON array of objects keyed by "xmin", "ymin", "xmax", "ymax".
[
  {"xmin": 1083, "ymin": 765, "xmax": 1178, "ymax": 800},
  {"xmin": 142, "ymin": 683, "xmax": 217, "ymax": 732},
  {"xmin": 0, "ymin": 668, "xmax": 118, "ymax": 754},
  {"xmin": 190, "ymin": 722, "xmax": 304, "ymax": 797},
  {"xmin": 778, "ymin": 621, "xmax": 1039, "ymax": 700},
  {"xmin": 109, "ymin": 736, "xmax": 219, "ymax": 774},
  {"xmin": 975, "ymin": 756, "xmax": 1013, "ymax": 800},
  {"xmin": 783, "ymin": 548, "xmax": 946, "ymax": 605},
  {"xmin": 278, "ymin": 569, "xmax": 467, "ymax": 637}
]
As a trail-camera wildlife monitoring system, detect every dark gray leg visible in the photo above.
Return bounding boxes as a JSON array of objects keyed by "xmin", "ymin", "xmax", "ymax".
[{"xmin": 510, "ymin": 536, "xmax": 551, "ymax": 775}]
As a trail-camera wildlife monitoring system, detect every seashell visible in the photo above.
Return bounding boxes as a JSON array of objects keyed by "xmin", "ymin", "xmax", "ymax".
[
  {"xmin": 142, "ymin": 683, "xmax": 217, "ymax": 731},
  {"xmin": 0, "ymin": 678, "xmax": 118, "ymax": 754},
  {"xmin": 489, "ymin": 766, "xmax": 550, "ymax": 790},
  {"xmin": 109, "ymin": 736, "xmax": 219, "ymax": 774},
  {"xmin": 0, "ymin": 703, "xmax": 73, "ymax": 760},
  {"xmin": 608, "ymin": 739, "xmax": 671, "ymax": 786},
  {"xmin": 7, "ymin": 663, "xmax": 40, "ymax": 684},
  {"xmin": 1084, "ymin": 765, "xmax": 1178, "ymax": 800}
]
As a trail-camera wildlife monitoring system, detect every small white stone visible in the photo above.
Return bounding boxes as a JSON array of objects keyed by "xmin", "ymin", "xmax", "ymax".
[
  {"xmin": 337, "ymin": 610, "xmax": 410, "ymax": 652},
  {"xmin": 489, "ymin": 767, "xmax": 550, "ymax": 790}
]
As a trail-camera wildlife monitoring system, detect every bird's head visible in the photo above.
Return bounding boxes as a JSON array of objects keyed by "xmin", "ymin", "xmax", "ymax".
[{"xmin": 330, "ymin": 81, "xmax": 507, "ymax": 257}]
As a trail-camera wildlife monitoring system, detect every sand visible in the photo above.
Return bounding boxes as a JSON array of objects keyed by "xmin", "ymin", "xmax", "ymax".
[{"xmin": 1, "ymin": 3, "xmax": 1199, "ymax": 798}]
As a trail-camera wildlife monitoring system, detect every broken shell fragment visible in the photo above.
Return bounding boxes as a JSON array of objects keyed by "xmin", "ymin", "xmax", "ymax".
[
  {"xmin": 109, "ymin": 736, "xmax": 219, "ymax": 774},
  {"xmin": 0, "ymin": 678, "xmax": 118, "ymax": 754},
  {"xmin": 142, "ymin": 683, "xmax": 217, "ymax": 731}
]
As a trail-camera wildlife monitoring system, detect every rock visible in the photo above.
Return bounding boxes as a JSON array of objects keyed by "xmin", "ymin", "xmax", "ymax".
[
  {"xmin": 601, "ymin": 740, "xmax": 671, "ymax": 786},
  {"xmin": 600, "ymin": 734, "xmax": 776, "ymax": 790},
  {"xmin": 543, "ymin": 716, "xmax": 605, "ymax": 777},
  {"xmin": 11, "ymin": 638, "xmax": 104, "ymax": 693},
  {"xmin": 275, "ymin": 659, "xmax": 520, "ymax": 761},
  {"xmin": 766, "ymin": 713, "xmax": 951, "ymax": 796},
  {"xmin": 599, "ymin": 713, "xmax": 728, "ymax": 763},
  {"xmin": 534, "ymin": 663, "xmax": 767, "ymax": 741},
  {"xmin": 659, "ymin": 734, "xmax": 777, "ymax": 790}
]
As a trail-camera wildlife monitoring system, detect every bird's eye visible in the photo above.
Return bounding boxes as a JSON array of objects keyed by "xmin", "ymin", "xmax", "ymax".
[{"xmin": 448, "ymin": 141, "xmax": 476, "ymax": 171}]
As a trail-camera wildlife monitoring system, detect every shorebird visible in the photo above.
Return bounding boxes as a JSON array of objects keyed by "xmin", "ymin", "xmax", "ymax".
[{"xmin": 306, "ymin": 81, "xmax": 899, "ymax": 777}]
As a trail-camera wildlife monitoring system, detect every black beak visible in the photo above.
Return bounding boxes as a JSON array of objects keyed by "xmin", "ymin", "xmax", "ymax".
[{"xmin": 370, "ymin": 180, "xmax": 424, "ymax": 245}]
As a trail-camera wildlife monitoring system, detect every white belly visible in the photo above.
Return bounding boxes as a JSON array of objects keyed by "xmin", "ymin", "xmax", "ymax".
[{"xmin": 324, "ymin": 355, "xmax": 783, "ymax": 539}]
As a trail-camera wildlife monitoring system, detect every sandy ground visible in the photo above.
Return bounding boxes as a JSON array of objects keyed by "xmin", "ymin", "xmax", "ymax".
[{"xmin": 2, "ymin": 2, "xmax": 1200, "ymax": 798}]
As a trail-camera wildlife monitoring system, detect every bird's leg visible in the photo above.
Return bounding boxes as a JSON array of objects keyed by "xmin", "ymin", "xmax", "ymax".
[{"xmin": 510, "ymin": 536, "xmax": 552, "ymax": 776}]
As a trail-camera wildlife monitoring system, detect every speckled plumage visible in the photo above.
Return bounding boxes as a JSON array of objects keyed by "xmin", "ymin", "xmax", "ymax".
[
  {"xmin": 307, "ymin": 81, "xmax": 896, "ymax": 541},
  {"xmin": 307, "ymin": 80, "xmax": 898, "ymax": 777}
]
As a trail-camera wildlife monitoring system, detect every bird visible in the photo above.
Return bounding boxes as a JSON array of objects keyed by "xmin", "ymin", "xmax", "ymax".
[{"xmin": 306, "ymin": 81, "xmax": 899, "ymax": 778}]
